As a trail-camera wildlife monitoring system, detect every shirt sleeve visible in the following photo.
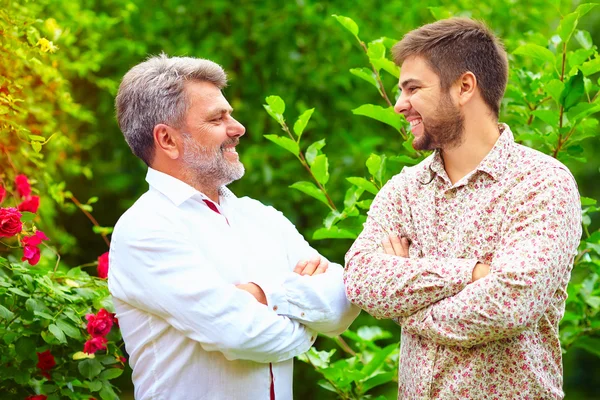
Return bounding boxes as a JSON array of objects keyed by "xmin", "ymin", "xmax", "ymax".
[
  {"xmin": 108, "ymin": 216, "xmax": 316, "ymax": 364},
  {"xmin": 254, "ymin": 206, "xmax": 360, "ymax": 336},
  {"xmin": 400, "ymin": 168, "xmax": 582, "ymax": 347},
  {"xmin": 344, "ymin": 172, "xmax": 477, "ymax": 319}
]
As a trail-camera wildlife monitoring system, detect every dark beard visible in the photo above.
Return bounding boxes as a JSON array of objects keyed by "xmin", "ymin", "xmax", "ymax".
[{"xmin": 413, "ymin": 93, "xmax": 464, "ymax": 151}]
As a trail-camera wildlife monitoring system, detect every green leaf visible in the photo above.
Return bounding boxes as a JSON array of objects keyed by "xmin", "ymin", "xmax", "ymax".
[
  {"xmin": 48, "ymin": 323, "xmax": 67, "ymax": 344},
  {"xmin": 20, "ymin": 211, "xmax": 37, "ymax": 222},
  {"xmin": 560, "ymin": 71, "xmax": 585, "ymax": 111},
  {"xmin": 293, "ymin": 108, "xmax": 315, "ymax": 140},
  {"xmin": 78, "ymin": 358, "xmax": 103, "ymax": 380},
  {"xmin": 574, "ymin": 3, "xmax": 598, "ymax": 18},
  {"xmin": 297, "ymin": 347, "xmax": 336, "ymax": 368},
  {"xmin": 99, "ymin": 368, "xmax": 124, "ymax": 380},
  {"xmin": 573, "ymin": 336, "xmax": 600, "ymax": 357},
  {"xmin": 332, "ymin": 14, "xmax": 359, "ymax": 38},
  {"xmin": 264, "ymin": 135, "xmax": 300, "ymax": 157},
  {"xmin": 99, "ymin": 385, "xmax": 119, "ymax": 400},
  {"xmin": 582, "ymin": 197, "xmax": 597, "ymax": 206},
  {"xmin": 362, "ymin": 343, "xmax": 398, "ymax": 376},
  {"xmin": 347, "ymin": 177, "xmax": 379, "ymax": 195},
  {"xmin": 15, "ymin": 337, "xmax": 36, "ymax": 360},
  {"xmin": 557, "ymin": 11, "xmax": 579, "ymax": 43},
  {"xmin": 513, "ymin": 44, "xmax": 556, "ymax": 65},
  {"xmin": 265, "ymin": 95, "xmax": 285, "ymax": 115},
  {"xmin": 366, "ymin": 153, "xmax": 386, "ymax": 183},
  {"xmin": 531, "ymin": 109, "xmax": 559, "ymax": 126},
  {"xmin": 9, "ymin": 287, "xmax": 29, "ymax": 297},
  {"xmin": 31, "ymin": 142, "xmax": 42, "ymax": 153},
  {"xmin": 350, "ymin": 68, "xmax": 379, "ymax": 91},
  {"xmin": 580, "ymin": 57, "xmax": 600, "ymax": 76},
  {"xmin": 289, "ymin": 181, "xmax": 330, "ymax": 207},
  {"xmin": 574, "ymin": 30, "xmax": 593, "ymax": 50},
  {"xmin": 88, "ymin": 380, "xmax": 103, "ymax": 391},
  {"xmin": 367, "ymin": 41, "xmax": 386, "ymax": 61},
  {"xmin": 567, "ymin": 102, "xmax": 600, "ymax": 123},
  {"xmin": 388, "ymin": 155, "xmax": 420, "ymax": 166},
  {"xmin": 306, "ymin": 139, "xmax": 326, "ymax": 166},
  {"xmin": 352, "ymin": 105, "xmax": 402, "ymax": 131},
  {"xmin": 310, "ymin": 154, "xmax": 330, "ymax": 185},
  {"xmin": 362, "ymin": 371, "xmax": 397, "ymax": 393},
  {"xmin": 428, "ymin": 7, "xmax": 453, "ymax": 20},
  {"xmin": 92, "ymin": 226, "xmax": 114, "ymax": 235},
  {"xmin": 545, "ymin": 79, "xmax": 565, "ymax": 104},
  {"xmin": 356, "ymin": 326, "xmax": 393, "ymax": 342},
  {"xmin": 29, "ymin": 134, "xmax": 46, "ymax": 142},
  {"xmin": 371, "ymin": 57, "xmax": 400, "ymax": 78},
  {"xmin": 0, "ymin": 304, "xmax": 15, "ymax": 320},
  {"xmin": 263, "ymin": 104, "xmax": 284, "ymax": 125},
  {"xmin": 56, "ymin": 319, "xmax": 82, "ymax": 339},
  {"xmin": 584, "ymin": 295, "xmax": 600, "ymax": 309},
  {"xmin": 313, "ymin": 226, "xmax": 357, "ymax": 240}
]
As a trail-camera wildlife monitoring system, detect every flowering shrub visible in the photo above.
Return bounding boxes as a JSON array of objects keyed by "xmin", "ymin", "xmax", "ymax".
[{"xmin": 0, "ymin": 2, "xmax": 125, "ymax": 399}]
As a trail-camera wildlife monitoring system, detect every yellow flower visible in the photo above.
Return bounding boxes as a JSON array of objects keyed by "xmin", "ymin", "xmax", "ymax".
[{"xmin": 36, "ymin": 38, "xmax": 59, "ymax": 53}]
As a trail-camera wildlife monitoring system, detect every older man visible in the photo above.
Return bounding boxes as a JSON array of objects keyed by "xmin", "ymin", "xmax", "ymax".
[
  {"xmin": 345, "ymin": 18, "xmax": 581, "ymax": 399},
  {"xmin": 109, "ymin": 54, "xmax": 359, "ymax": 400}
]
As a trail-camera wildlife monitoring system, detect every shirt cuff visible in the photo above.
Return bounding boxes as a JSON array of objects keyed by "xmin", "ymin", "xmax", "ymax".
[{"xmin": 250, "ymin": 278, "xmax": 290, "ymax": 315}]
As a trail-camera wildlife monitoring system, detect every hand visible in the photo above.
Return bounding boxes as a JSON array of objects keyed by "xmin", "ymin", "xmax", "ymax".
[
  {"xmin": 471, "ymin": 263, "xmax": 490, "ymax": 283},
  {"xmin": 293, "ymin": 255, "xmax": 328, "ymax": 276},
  {"xmin": 236, "ymin": 283, "xmax": 267, "ymax": 305},
  {"xmin": 382, "ymin": 234, "xmax": 410, "ymax": 258}
]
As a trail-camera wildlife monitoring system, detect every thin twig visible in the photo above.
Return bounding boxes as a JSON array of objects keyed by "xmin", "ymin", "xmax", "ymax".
[
  {"xmin": 68, "ymin": 194, "xmax": 110, "ymax": 247},
  {"xmin": 280, "ymin": 123, "xmax": 338, "ymax": 211}
]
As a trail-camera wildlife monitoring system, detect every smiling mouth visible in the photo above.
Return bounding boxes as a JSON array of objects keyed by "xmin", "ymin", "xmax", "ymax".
[{"xmin": 409, "ymin": 119, "xmax": 422, "ymax": 128}]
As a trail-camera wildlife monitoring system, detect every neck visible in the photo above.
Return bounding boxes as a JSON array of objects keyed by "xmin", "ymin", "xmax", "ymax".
[
  {"xmin": 151, "ymin": 162, "xmax": 222, "ymax": 203},
  {"xmin": 441, "ymin": 118, "xmax": 500, "ymax": 185}
]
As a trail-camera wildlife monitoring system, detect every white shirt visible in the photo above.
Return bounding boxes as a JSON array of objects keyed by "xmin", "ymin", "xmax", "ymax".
[{"xmin": 108, "ymin": 168, "xmax": 359, "ymax": 400}]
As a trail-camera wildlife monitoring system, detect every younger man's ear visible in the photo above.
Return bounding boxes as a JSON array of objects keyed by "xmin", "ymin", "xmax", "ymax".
[{"xmin": 457, "ymin": 71, "xmax": 477, "ymax": 105}]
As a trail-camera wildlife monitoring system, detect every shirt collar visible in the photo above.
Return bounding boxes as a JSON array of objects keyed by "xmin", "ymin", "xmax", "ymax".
[
  {"xmin": 145, "ymin": 168, "xmax": 236, "ymax": 207},
  {"xmin": 421, "ymin": 123, "xmax": 513, "ymax": 183}
]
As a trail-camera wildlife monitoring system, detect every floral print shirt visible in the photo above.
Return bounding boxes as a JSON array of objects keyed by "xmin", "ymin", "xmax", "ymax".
[{"xmin": 344, "ymin": 125, "xmax": 581, "ymax": 399}]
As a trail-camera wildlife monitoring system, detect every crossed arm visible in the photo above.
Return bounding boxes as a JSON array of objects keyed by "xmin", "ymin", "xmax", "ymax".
[{"xmin": 345, "ymin": 168, "xmax": 581, "ymax": 347}]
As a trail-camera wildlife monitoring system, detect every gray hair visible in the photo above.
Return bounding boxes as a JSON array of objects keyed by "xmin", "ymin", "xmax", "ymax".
[{"xmin": 115, "ymin": 54, "xmax": 227, "ymax": 165}]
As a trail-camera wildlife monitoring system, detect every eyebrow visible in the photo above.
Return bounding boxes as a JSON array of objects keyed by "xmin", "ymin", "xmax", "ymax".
[
  {"xmin": 399, "ymin": 78, "xmax": 423, "ymax": 90},
  {"xmin": 205, "ymin": 107, "xmax": 233, "ymax": 119}
]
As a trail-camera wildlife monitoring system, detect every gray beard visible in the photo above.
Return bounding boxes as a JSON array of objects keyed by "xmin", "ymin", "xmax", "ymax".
[{"xmin": 182, "ymin": 134, "xmax": 245, "ymax": 190}]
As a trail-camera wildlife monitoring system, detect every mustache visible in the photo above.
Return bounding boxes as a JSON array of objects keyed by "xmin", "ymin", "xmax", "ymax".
[{"xmin": 220, "ymin": 138, "xmax": 239, "ymax": 149}]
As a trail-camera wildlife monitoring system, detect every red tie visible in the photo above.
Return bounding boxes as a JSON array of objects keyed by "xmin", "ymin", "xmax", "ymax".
[{"xmin": 202, "ymin": 199, "xmax": 229, "ymax": 225}]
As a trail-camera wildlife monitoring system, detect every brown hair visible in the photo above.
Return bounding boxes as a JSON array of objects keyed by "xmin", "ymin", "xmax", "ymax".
[{"xmin": 392, "ymin": 18, "xmax": 508, "ymax": 117}]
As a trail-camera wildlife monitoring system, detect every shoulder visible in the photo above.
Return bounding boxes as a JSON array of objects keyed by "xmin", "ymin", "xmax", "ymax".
[
  {"xmin": 112, "ymin": 190, "xmax": 184, "ymax": 241},
  {"xmin": 510, "ymin": 144, "xmax": 578, "ymax": 190}
]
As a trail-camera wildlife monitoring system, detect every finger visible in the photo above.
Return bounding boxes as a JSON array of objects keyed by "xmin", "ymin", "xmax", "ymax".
[
  {"xmin": 313, "ymin": 259, "xmax": 329, "ymax": 275},
  {"xmin": 381, "ymin": 237, "xmax": 395, "ymax": 255},
  {"xmin": 389, "ymin": 234, "xmax": 404, "ymax": 256},
  {"xmin": 294, "ymin": 260, "xmax": 308, "ymax": 274},
  {"xmin": 401, "ymin": 237, "xmax": 410, "ymax": 257},
  {"xmin": 301, "ymin": 257, "xmax": 320, "ymax": 276}
]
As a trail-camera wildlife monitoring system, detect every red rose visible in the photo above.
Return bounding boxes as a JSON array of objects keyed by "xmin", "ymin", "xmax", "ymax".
[
  {"xmin": 22, "ymin": 245, "xmax": 41, "ymax": 265},
  {"xmin": 22, "ymin": 231, "xmax": 49, "ymax": 246},
  {"xmin": 0, "ymin": 207, "xmax": 23, "ymax": 237},
  {"xmin": 25, "ymin": 395, "xmax": 47, "ymax": 400},
  {"xmin": 85, "ymin": 308, "xmax": 113, "ymax": 337},
  {"xmin": 18, "ymin": 195, "xmax": 40, "ymax": 213},
  {"xmin": 97, "ymin": 252, "xmax": 109, "ymax": 279},
  {"xmin": 15, "ymin": 174, "xmax": 31, "ymax": 197},
  {"xmin": 83, "ymin": 336, "xmax": 108, "ymax": 354},
  {"xmin": 0, "ymin": 185, "xmax": 6, "ymax": 204},
  {"xmin": 36, "ymin": 350, "xmax": 56, "ymax": 371}
]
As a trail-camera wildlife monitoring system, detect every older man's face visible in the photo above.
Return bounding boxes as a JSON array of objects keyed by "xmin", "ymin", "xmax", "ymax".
[{"xmin": 180, "ymin": 81, "xmax": 246, "ymax": 187}]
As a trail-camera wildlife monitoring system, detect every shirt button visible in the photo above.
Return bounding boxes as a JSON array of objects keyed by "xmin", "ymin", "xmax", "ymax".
[
  {"xmin": 301, "ymin": 312, "xmax": 305, "ymax": 317},
  {"xmin": 310, "ymin": 336, "xmax": 315, "ymax": 341},
  {"xmin": 273, "ymin": 305, "xmax": 278, "ymax": 311}
]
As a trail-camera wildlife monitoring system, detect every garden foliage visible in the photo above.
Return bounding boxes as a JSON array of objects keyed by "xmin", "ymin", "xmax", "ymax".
[{"xmin": 1, "ymin": 0, "xmax": 599, "ymax": 399}]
